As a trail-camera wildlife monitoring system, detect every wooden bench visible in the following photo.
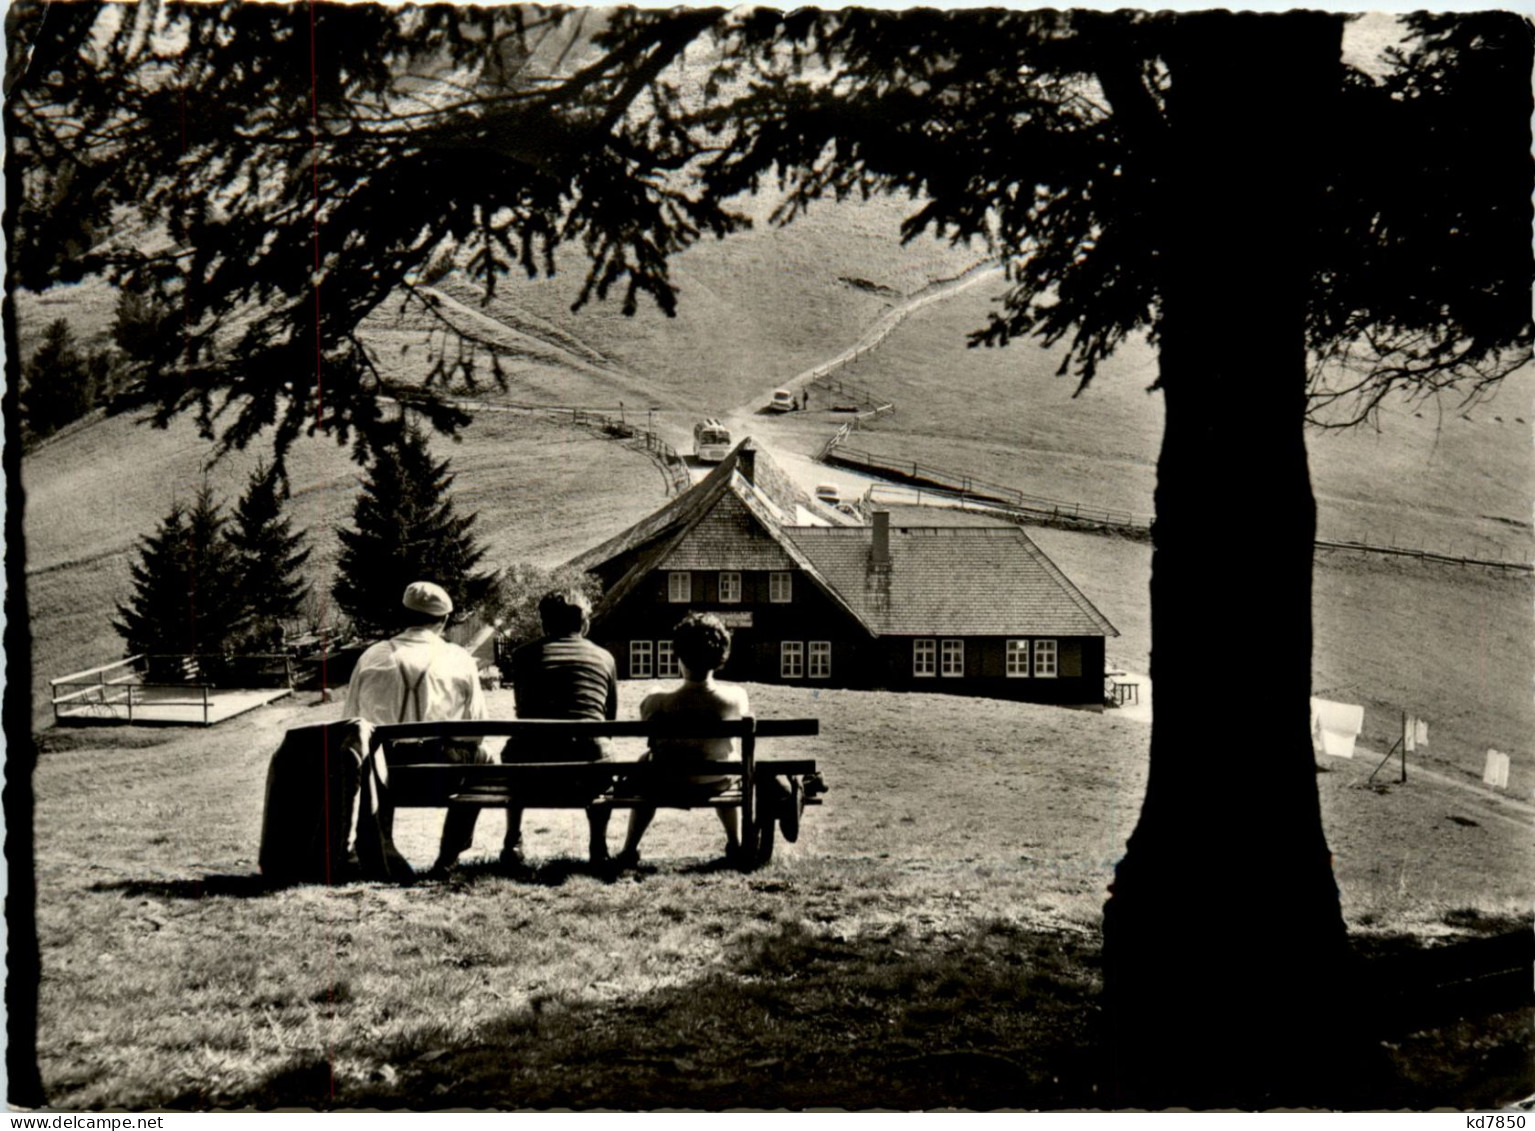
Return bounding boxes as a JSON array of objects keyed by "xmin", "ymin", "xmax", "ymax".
[{"xmin": 370, "ymin": 717, "xmax": 820, "ymax": 870}]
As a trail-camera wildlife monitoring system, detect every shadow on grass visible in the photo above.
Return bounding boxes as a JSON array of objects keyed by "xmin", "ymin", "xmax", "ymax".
[
  {"xmin": 91, "ymin": 874, "xmax": 280, "ymax": 900},
  {"xmin": 148, "ymin": 912, "xmax": 1535, "ymax": 1112},
  {"xmin": 164, "ymin": 919, "xmax": 1110, "ymax": 1111}
]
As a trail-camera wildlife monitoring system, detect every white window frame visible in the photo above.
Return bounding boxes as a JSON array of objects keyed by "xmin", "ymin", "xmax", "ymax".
[
  {"xmin": 781, "ymin": 640, "xmax": 804, "ymax": 679},
  {"xmin": 913, "ymin": 639, "xmax": 936, "ymax": 677},
  {"xmin": 718, "ymin": 571, "xmax": 742, "ymax": 604},
  {"xmin": 667, "ymin": 571, "xmax": 691, "ymax": 603},
  {"xmin": 657, "ymin": 640, "xmax": 679, "ymax": 679},
  {"xmin": 769, "ymin": 571, "xmax": 793, "ymax": 603},
  {"xmin": 941, "ymin": 639, "xmax": 965, "ymax": 678},
  {"xmin": 1034, "ymin": 638, "xmax": 1058, "ymax": 679},
  {"xmin": 1006, "ymin": 639, "xmax": 1030, "ymax": 678},
  {"xmin": 809, "ymin": 641, "xmax": 831, "ymax": 679},
  {"xmin": 629, "ymin": 640, "xmax": 653, "ymax": 678}
]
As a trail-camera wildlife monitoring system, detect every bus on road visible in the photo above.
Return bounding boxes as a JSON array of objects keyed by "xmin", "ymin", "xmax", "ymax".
[{"xmin": 693, "ymin": 419, "xmax": 733, "ymax": 462}]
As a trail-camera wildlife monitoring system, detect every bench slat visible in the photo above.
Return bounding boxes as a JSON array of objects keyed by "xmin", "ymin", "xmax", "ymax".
[
  {"xmin": 389, "ymin": 759, "xmax": 819, "ymax": 777},
  {"xmin": 373, "ymin": 717, "xmax": 819, "ymax": 743},
  {"xmin": 438, "ymin": 792, "xmax": 824, "ymax": 810}
]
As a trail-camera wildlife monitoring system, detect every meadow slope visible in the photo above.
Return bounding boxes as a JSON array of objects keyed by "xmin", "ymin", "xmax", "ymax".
[
  {"xmin": 828, "ymin": 276, "xmax": 1534, "ymax": 564},
  {"xmin": 32, "ymin": 683, "xmax": 1532, "ymax": 1109}
]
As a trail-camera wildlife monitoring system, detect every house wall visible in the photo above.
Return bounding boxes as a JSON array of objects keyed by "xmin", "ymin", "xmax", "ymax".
[
  {"xmin": 593, "ymin": 566, "xmax": 873, "ymax": 685},
  {"xmin": 596, "ymin": 567, "xmax": 1107, "ymax": 706},
  {"xmin": 878, "ymin": 635, "xmax": 1107, "ymax": 706}
]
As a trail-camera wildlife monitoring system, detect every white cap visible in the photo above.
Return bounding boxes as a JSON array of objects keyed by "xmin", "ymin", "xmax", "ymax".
[{"xmin": 402, "ymin": 581, "xmax": 452, "ymax": 618}]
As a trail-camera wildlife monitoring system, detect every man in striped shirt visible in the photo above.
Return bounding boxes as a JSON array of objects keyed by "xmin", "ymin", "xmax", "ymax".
[{"xmin": 502, "ymin": 588, "xmax": 619, "ymax": 870}]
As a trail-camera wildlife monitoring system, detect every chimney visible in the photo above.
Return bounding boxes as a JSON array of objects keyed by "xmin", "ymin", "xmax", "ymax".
[
  {"xmin": 737, "ymin": 440, "xmax": 756, "ymax": 485},
  {"xmin": 871, "ymin": 510, "xmax": 890, "ymax": 565}
]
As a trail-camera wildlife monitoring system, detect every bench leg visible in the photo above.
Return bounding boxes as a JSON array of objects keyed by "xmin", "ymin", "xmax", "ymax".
[
  {"xmin": 738, "ymin": 728, "xmax": 757, "ymax": 872},
  {"xmin": 747, "ymin": 803, "xmax": 776, "ymax": 870}
]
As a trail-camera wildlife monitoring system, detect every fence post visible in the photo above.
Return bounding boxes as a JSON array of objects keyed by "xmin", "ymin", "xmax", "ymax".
[
  {"xmin": 127, "ymin": 685, "xmax": 134, "ymax": 723},
  {"xmin": 203, "ymin": 682, "xmax": 210, "ymax": 726}
]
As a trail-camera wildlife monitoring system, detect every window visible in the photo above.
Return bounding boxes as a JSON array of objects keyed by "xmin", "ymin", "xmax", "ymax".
[
  {"xmin": 781, "ymin": 641, "xmax": 804, "ymax": 679},
  {"xmin": 718, "ymin": 571, "xmax": 741, "ymax": 603},
  {"xmin": 809, "ymin": 641, "xmax": 831, "ymax": 679},
  {"xmin": 770, "ymin": 571, "xmax": 793, "ymax": 603},
  {"xmin": 1034, "ymin": 638, "xmax": 1058, "ymax": 678},
  {"xmin": 629, "ymin": 640, "xmax": 653, "ymax": 678},
  {"xmin": 941, "ymin": 639, "xmax": 965, "ymax": 678},
  {"xmin": 913, "ymin": 639, "xmax": 936, "ymax": 677},
  {"xmin": 667, "ymin": 571, "xmax": 691, "ymax": 603},
  {"xmin": 1006, "ymin": 639, "xmax": 1030, "ymax": 678},
  {"xmin": 657, "ymin": 640, "xmax": 679, "ymax": 678}
]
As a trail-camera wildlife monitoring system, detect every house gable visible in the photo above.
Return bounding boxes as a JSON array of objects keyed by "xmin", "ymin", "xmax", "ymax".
[{"xmin": 659, "ymin": 490, "xmax": 797, "ymax": 571}]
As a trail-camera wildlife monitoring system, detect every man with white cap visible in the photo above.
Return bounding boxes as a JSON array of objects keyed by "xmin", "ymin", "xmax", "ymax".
[{"xmin": 344, "ymin": 580, "xmax": 489, "ymax": 878}]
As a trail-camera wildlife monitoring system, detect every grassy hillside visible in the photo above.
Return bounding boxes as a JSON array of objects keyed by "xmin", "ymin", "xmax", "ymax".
[
  {"xmin": 830, "ymin": 278, "xmax": 1534, "ymax": 562},
  {"xmin": 23, "ymin": 410, "xmax": 670, "ymax": 730},
  {"xmin": 366, "ymin": 194, "xmax": 980, "ymax": 418},
  {"xmin": 32, "ymin": 683, "xmax": 1531, "ymax": 1108},
  {"xmin": 1025, "ymin": 524, "xmax": 1535, "ymax": 799}
]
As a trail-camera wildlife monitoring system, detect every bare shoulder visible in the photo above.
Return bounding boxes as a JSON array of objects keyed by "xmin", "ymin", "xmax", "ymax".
[
  {"xmin": 719, "ymin": 682, "xmax": 751, "ymax": 715},
  {"xmin": 639, "ymin": 691, "xmax": 667, "ymax": 719}
]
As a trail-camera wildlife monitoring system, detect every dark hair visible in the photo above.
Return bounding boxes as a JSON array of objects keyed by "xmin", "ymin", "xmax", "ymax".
[
  {"xmin": 539, "ymin": 587, "xmax": 592, "ymax": 636},
  {"xmin": 673, "ymin": 612, "xmax": 731, "ymax": 673}
]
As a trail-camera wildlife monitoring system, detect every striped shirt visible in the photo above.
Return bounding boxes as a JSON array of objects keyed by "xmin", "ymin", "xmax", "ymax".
[{"xmin": 511, "ymin": 635, "xmax": 619, "ymax": 721}]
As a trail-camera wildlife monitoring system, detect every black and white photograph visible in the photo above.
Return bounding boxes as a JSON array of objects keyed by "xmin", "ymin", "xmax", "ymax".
[{"xmin": 5, "ymin": 1, "xmax": 1532, "ymax": 1112}]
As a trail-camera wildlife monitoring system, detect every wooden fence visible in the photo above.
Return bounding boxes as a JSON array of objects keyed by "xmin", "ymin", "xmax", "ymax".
[
  {"xmin": 561, "ymin": 407, "xmax": 690, "ymax": 495},
  {"xmin": 50, "ymin": 653, "xmax": 295, "ymax": 726},
  {"xmin": 833, "ymin": 448, "xmax": 1154, "ymax": 531},
  {"xmin": 807, "ymin": 374, "xmax": 891, "ymax": 413}
]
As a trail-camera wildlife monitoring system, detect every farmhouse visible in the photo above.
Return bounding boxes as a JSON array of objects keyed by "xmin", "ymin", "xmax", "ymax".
[{"xmin": 566, "ymin": 440, "xmax": 1118, "ymax": 706}]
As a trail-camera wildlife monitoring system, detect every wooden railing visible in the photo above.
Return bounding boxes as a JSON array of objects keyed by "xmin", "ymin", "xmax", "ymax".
[
  {"xmin": 50, "ymin": 653, "xmax": 295, "ymax": 725},
  {"xmin": 840, "ymin": 456, "xmax": 1155, "ymax": 532}
]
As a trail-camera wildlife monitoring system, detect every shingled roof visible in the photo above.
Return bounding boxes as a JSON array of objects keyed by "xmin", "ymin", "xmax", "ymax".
[
  {"xmin": 564, "ymin": 438, "xmax": 809, "ymax": 578},
  {"xmin": 576, "ymin": 439, "xmax": 867, "ymax": 630},
  {"xmin": 569, "ymin": 438, "xmax": 1116, "ymax": 641},
  {"xmin": 786, "ymin": 522, "xmax": 1119, "ymax": 638}
]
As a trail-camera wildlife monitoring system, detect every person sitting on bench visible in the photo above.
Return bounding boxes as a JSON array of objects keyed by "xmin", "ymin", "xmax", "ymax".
[
  {"xmin": 343, "ymin": 580, "xmax": 488, "ymax": 880},
  {"xmin": 614, "ymin": 612, "xmax": 794, "ymax": 869},
  {"xmin": 501, "ymin": 587, "xmax": 619, "ymax": 871}
]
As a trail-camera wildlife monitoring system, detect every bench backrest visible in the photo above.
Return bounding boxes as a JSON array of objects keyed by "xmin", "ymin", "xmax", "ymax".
[{"xmin": 370, "ymin": 716, "xmax": 818, "ymax": 748}]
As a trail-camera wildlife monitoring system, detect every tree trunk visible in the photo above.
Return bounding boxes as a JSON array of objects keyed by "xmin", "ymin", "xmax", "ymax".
[{"xmin": 1101, "ymin": 12, "xmax": 1371, "ymax": 1107}]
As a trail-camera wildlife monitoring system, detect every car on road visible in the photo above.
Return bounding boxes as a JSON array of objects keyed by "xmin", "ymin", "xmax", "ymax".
[
  {"xmin": 814, "ymin": 483, "xmax": 841, "ymax": 507},
  {"xmin": 768, "ymin": 388, "xmax": 796, "ymax": 413}
]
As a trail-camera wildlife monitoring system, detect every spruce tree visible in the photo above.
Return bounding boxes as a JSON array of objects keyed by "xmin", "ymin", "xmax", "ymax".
[
  {"xmin": 227, "ymin": 461, "xmax": 311, "ymax": 650},
  {"xmin": 114, "ymin": 486, "xmax": 246, "ymax": 667},
  {"xmin": 332, "ymin": 422, "xmax": 500, "ymax": 639},
  {"xmin": 22, "ymin": 318, "xmax": 94, "ymax": 439}
]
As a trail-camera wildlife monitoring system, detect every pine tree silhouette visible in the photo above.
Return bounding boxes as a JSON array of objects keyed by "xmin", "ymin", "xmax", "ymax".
[
  {"xmin": 22, "ymin": 318, "xmax": 95, "ymax": 439},
  {"xmin": 333, "ymin": 421, "xmax": 500, "ymax": 639},
  {"xmin": 227, "ymin": 461, "xmax": 311, "ymax": 649},
  {"xmin": 114, "ymin": 486, "xmax": 246, "ymax": 673}
]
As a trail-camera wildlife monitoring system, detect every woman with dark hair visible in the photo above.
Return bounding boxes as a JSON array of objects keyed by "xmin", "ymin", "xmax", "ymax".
[{"xmin": 614, "ymin": 612, "xmax": 751, "ymax": 867}]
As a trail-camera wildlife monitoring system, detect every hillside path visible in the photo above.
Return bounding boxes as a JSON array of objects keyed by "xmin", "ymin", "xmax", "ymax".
[{"xmin": 704, "ymin": 261, "xmax": 1006, "ymax": 498}]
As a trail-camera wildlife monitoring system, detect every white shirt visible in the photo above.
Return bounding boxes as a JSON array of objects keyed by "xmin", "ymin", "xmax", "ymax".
[{"xmin": 343, "ymin": 626, "xmax": 486, "ymax": 731}]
